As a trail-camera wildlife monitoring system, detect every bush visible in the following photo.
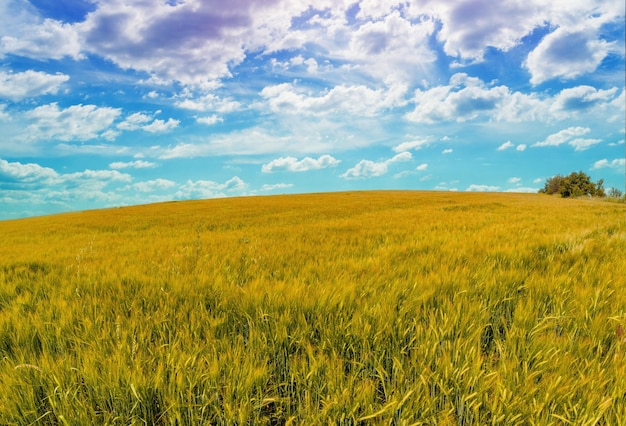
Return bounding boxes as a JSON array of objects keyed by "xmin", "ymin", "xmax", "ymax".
[
  {"xmin": 607, "ymin": 187, "xmax": 623, "ymax": 198},
  {"xmin": 539, "ymin": 171, "xmax": 605, "ymax": 198}
]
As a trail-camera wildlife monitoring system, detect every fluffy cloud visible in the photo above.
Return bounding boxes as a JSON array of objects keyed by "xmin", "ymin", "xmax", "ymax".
[
  {"xmin": 175, "ymin": 176, "xmax": 248, "ymax": 199},
  {"xmin": 551, "ymin": 86, "xmax": 619, "ymax": 113},
  {"xmin": 0, "ymin": 105, "xmax": 9, "ymax": 121},
  {"xmin": 344, "ymin": 10, "xmax": 436, "ymax": 83},
  {"xmin": 117, "ymin": 112, "xmax": 179, "ymax": 133},
  {"xmin": 0, "ymin": 158, "xmax": 131, "ymax": 193},
  {"xmin": 406, "ymin": 73, "xmax": 511, "ymax": 123},
  {"xmin": 260, "ymin": 82, "xmax": 406, "ymax": 117},
  {"xmin": 416, "ymin": 0, "xmax": 544, "ymax": 61},
  {"xmin": 467, "ymin": 184, "xmax": 500, "ymax": 192},
  {"xmin": 260, "ymin": 183, "xmax": 294, "ymax": 191},
  {"xmin": 77, "ymin": 1, "xmax": 249, "ymax": 84},
  {"xmin": 63, "ymin": 169, "xmax": 132, "ymax": 183},
  {"xmin": 526, "ymin": 27, "xmax": 613, "ymax": 85},
  {"xmin": 416, "ymin": 163, "xmax": 428, "ymax": 171},
  {"xmin": 0, "ymin": 157, "xmax": 142, "ymax": 217},
  {"xmin": 498, "ymin": 141, "xmax": 527, "ymax": 151},
  {"xmin": 568, "ymin": 138, "xmax": 601, "ymax": 151},
  {"xmin": 142, "ymin": 118, "xmax": 180, "ymax": 133},
  {"xmin": 23, "ymin": 103, "xmax": 121, "ymax": 142},
  {"xmin": 341, "ymin": 152, "xmax": 412, "ymax": 179},
  {"xmin": 109, "ymin": 160, "xmax": 157, "ymax": 169},
  {"xmin": 175, "ymin": 93, "xmax": 240, "ymax": 113},
  {"xmin": 497, "ymin": 141, "xmax": 514, "ymax": 151},
  {"xmin": 1, "ymin": 18, "xmax": 81, "ymax": 60},
  {"xmin": 196, "ymin": 115, "xmax": 224, "ymax": 125},
  {"xmin": 262, "ymin": 155, "xmax": 340, "ymax": 173},
  {"xmin": 407, "ymin": 76, "xmax": 622, "ymax": 125},
  {"xmin": 592, "ymin": 158, "xmax": 626, "ymax": 169},
  {"xmin": 0, "ymin": 158, "xmax": 58, "ymax": 185},
  {"xmin": 504, "ymin": 187, "xmax": 539, "ymax": 193},
  {"xmin": 0, "ymin": 70, "xmax": 69, "ymax": 100},
  {"xmin": 158, "ymin": 127, "xmax": 324, "ymax": 158},
  {"xmin": 125, "ymin": 179, "xmax": 176, "ymax": 193},
  {"xmin": 393, "ymin": 139, "xmax": 430, "ymax": 152},
  {"xmin": 116, "ymin": 112, "xmax": 153, "ymax": 131},
  {"xmin": 532, "ymin": 127, "xmax": 600, "ymax": 150},
  {"xmin": 2, "ymin": 0, "xmax": 623, "ymax": 90}
]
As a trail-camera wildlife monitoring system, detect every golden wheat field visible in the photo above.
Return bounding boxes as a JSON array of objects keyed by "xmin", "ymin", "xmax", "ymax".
[{"xmin": 0, "ymin": 191, "xmax": 625, "ymax": 425}]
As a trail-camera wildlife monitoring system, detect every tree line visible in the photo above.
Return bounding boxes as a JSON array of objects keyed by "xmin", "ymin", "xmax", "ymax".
[{"xmin": 539, "ymin": 171, "xmax": 623, "ymax": 198}]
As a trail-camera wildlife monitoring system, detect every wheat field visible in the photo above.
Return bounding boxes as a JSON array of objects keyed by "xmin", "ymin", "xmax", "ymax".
[{"xmin": 0, "ymin": 191, "xmax": 625, "ymax": 424}]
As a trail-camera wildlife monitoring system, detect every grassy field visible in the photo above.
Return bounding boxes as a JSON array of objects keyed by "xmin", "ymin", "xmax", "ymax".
[{"xmin": 0, "ymin": 191, "xmax": 625, "ymax": 424}]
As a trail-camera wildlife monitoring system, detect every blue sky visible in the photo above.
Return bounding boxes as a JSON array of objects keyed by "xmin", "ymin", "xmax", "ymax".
[{"xmin": 1, "ymin": 0, "xmax": 624, "ymax": 219}]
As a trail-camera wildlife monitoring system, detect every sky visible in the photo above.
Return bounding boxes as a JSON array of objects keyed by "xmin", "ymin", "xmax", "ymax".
[{"xmin": 0, "ymin": 0, "xmax": 625, "ymax": 220}]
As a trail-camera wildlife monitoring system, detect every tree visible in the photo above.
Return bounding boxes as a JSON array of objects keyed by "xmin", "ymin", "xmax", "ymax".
[
  {"xmin": 539, "ymin": 175, "xmax": 564, "ymax": 195},
  {"xmin": 539, "ymin": 171, "xmax": 605, "ymax": 198},
  {"xmin": 607, "ymin": 187, "xmax": 623, "ymax": 198}
]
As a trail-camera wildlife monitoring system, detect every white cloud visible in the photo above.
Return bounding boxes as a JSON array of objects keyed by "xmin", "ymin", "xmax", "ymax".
[
  {"xmin": 262, "ymin": 155, "xmax": 340, "ymax": 173},
  {"xmin": 142, "ymin": 118, "xmax": 180, "ymax": 133},
  {"xmin": 0, "ymin": 158, "xmax": 139, "ymax": 214},
  {"xmin": 158, "ymin": 121, "xmax": 361, "ymax": 158},
  {"xmin": 504, "ymin": 187, "xmax": 539, "ymax": 193},
  {"xmin": 525, "ymin": 26, "xmax": 613, "ymax": 85},
  {"xmin": 467, "ymin": 184, "xmax": 500, "ymax": 192},
  {"xmin": 1, "ymin": 18, "xmax": 82, "ymax": 60},
  {"xmin": 414, "ymin": 0, "xmax": 544, "ymax": 62},
  {"xmin": 497, "ymin": 141, "xmax": 514, "ymax": 151},
  {"xmin": 551, "ymin": 86, "xmax": 619, "ymax": 114},
  {"xmin": 508, "ymin": 177, "xmax": 521, "ymax": 184},
  {"xmin": 109, "ymin": 160, "xmax": 157, "ymax": 169},
  {"xmin": 77, "ymin": 1, "xmax": 254, "ymax": 84},
  {"xmin": 531, "ymin": 127, "xmax": 602, "ymax": 151},
  {"xmin": 407, "ymin": 75, "xmax": 621, "ymax": 124},
  {"xmin": 0, "ymin": 70, "xmax": 69, "ymax": 100},
  {"xmin": 260, "ymin": 183, "xmax": 294, "ymax": 191},
  {"xmin": 341, "ymin": 152, "xmax": 412, "ymax": 179},
  {"xmin": 260, "ymin": 82, "xmax": 407, "ymax": 117},
  {"xmin": 532, "ymin": 127, "xmax": 591, "ymax": 148},
  {"xmin": 568, "ymin": 138, "xmax": 601, "ymax": 151},
  {"xmin": 117, "ymin": 112, "xmax": 180, "ymax": 133},
  {"xmin": 63, "ymin": 169, "xmax": 132, "ymax": 183},
  {"xmin": 344, "ymin": 10, "xmax": 436, "ymax": 83},
  {"xmin": 0, "ymin": 157, "xmax": 132, "ymax": 191},
  {"xmin": 592, "ymin": 158, "xmax": 626, "ymax": 169},
  {"xmin": 23, "ymin": 103, "xmax": 121, "ymax": 142},
  {"xmin": 409, "ymin": 0, "xmax": 624, "ymax": 79},
  {"xmin": 498, "ymin": 141, "xmax": 528, "ymax": 152},
  {"xmin": 117, "ymin": 112, "xmax": 152, "ymax": 131},
  {"xmin": 158, "ymin": 128, "xmax": 306, "ymax": 159},
  {"xmin": 0, "ymin": 104, "xmax": 9, "ymax": 121},
  {"xmin": 125, "ymin": 179, "xmax": 176, "ymax": 193},
  {"xmin": 0, "ymin": 158, "xmax": 58, "ymax": 184},
  {"xmin": 416, "ymin": 163, "xmax": 428, "ymax": 171},
  {"xmin": 393, "ymin": 139, "xmax": 430, "ymax": 152},
  {"xmin": 196, "ymin": 115, "xmax": 223, "ymax": 125},
  {"xmin": 407, "ymin": 73, "xmax": 511, "ymax": 123},
  {"xmin": 442, "ymin": 148, "xmax": 453, "ymax": 154},
  {"xmin": 175, "ymin": 93, "xmax": 240, "ymax": 113},
  {"xmin": 175, "ymin": 176, "xmax": 248, "ymax": 199}
]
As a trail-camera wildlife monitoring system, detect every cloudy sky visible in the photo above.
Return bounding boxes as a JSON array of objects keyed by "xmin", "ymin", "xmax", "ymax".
[{"xmin": 1, "ymin": 0, "xmax": 624, "ymax": 219}]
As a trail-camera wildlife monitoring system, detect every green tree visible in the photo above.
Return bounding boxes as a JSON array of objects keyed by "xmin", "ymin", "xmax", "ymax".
[
  {"xmin": 539, "ymin": 175, "xmax": 564, "ymax": 195},
  {"xmin": 539, "ymin": 171, "xmax": 605, "ymax": 198},
  {"xmin": 607, "ymin": 187, "xmax": 623, "ymax": 198}
]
